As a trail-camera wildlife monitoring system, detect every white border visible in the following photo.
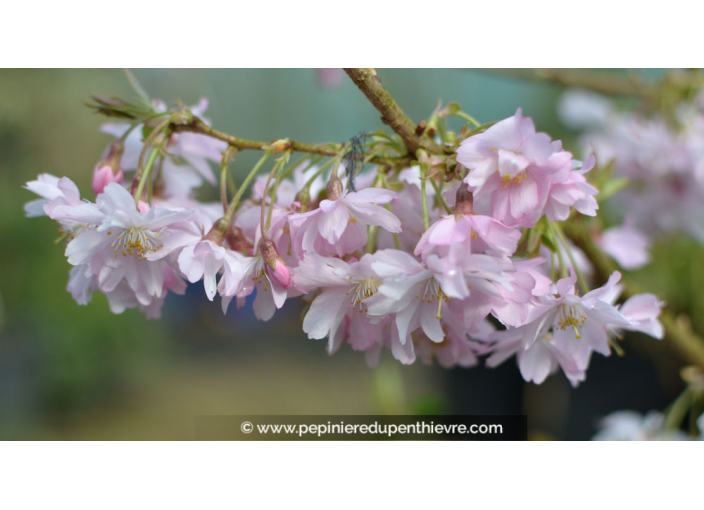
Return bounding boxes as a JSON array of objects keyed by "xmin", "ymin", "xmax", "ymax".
[
  {"xmin": 1, "ymin": 442, "xmax": 702, "ymax": 508},
  {"xmin": 1, "ymin": 1, "xmax": 699, "ymax": 67}
]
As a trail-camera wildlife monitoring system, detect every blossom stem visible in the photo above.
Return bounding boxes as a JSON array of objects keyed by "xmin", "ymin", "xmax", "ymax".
[
  {"xmin": 419, "ymin": 162, "xmax": 430, "ymax": 231},
  {"xmin": 289, "ymin": 155, "xmax": 324, "ymax": 181},
  {"xmin": 331, "ymin": 151, "xmax": 344, "ymax": 181},
  {"xmin": 280, "ymin": 153, "xmax": 316, "ymax": 181},
  {"xmin": 428, "ymin": 177, "xmax": 451, "ymax": 215},
  {"xmin": 133, "ymin": 134, "xmax": 166, "ymax": 205},
  {"xmin": 453, "ymin": 111, "xmax": 481, "ymax": 128},
  {"xmin": 546, "ymin": 222, "xmax": 569, "ymax": 279},
  {"xmin": 223, "ymin": 151, "xmax": 272, "ymax": 226},
  {"xmin": 226, "ymin": 172, "xmax": 238, "ymax": 199},
  {"xmin": 610, "ymin": 340, "xmax": 625, "ymax": 357},
  {"xmin": 260, "ymin": 164, "xmax": 277, "ymax": 238},
  {"xmin": 392, "ymin": 232, "xmax": 401, "ymax": 250},
  {"xmin": 265, "ymin": 153, "xmax": 289, "ymax": 233},
  {"xmin": 664, "ymin": 386, "xmax": 693, "ymax": 430},
  {"xmin": 130, "ymin": 117, "xmax": 172, "ymax": 198},
  {"xmin": 378, "ymin": 172, "xmax": 401, "ymax": 250},
  {"xmin": 554, "ymin": 240, "xmax": 568, "ymax": 279},
  {"xmin": 148, "ymin": 151, "xmax": 161, "ymax": 205},
  {"xmin": 554, "ymin": 223, "xmax": 590, "ymax": 293},
  {"xmin": 302, "ymin": 156, "xmax": 337, "ymax": 192},
  {"xmin": 550, "ymin": 250, "xmax": 558, "ymax": 281},
  {"xmin": 220, "ymin": 147, "xmax": 237, "ymax": 214},
  {"xmin": 366, "ymin": 225, "xmax": 377, "ymax": 254}
]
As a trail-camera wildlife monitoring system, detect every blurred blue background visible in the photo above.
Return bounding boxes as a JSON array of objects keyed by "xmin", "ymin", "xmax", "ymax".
[{"xmin": 0, "ymin": 69, "xmax": 695, "ymax": 439}]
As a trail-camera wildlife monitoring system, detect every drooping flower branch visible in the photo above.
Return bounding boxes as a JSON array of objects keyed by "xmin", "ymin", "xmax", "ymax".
[
  {"xmin": 477, "ymin": 68, "xmax": 655, "ymax": 98},
  {"xmin": 169, "ymin": 112, "xmax": 412, "ymax": 168},
  {"xmin": 22, "ymin": 68, "xmax": 704, "ymax": 387}
]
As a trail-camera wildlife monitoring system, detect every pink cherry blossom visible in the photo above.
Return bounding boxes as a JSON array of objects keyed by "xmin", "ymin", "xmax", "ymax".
[
  {"xmin": 220, "ymin": 237, "xmax": 298, "ymax": 321},
  {"xmin": 294, "ymin": 253, "xmax": 385, "ymax": 354},
  {"xmin": 457, "ymin": 110, "xmax": 599, "ymax": 227},
  {"xmin": 290, "ymin": 187, "xmax": 401, "ymax": 257},
  {"xmin": 92, "ymin": 164, "xmax": 124, "ymax": 195},
  {"xmin": 543, "ymin": 155, "xmax": 599, "ymax": 221},
  {"xmin": 457, "ymin": 108, "xmax": 554, "ymax": 191},
  {"xmin": 366, "ymin": 248, "xmax": 517, "ymax": 345},
  {"xmin": 485, "ymin": 327, "xmax": 586, "ymax": 387},
  {"xmin": 24, "ymin": 174, "xmax": 83, "ymax": 220},
  {"xmin": 178, "ymin": 240, "xmax": 248, "ymax": 301},
  {"xmin": 484, "ymin": 270, "xmax": 663, "ymax": 386},
  {"xmin": 60, "ymin": 183, "xmax": 201, "ymax": 310},
  {"xmin": 415, "ymin": 199, "xmax": 520, "ymax": 259}
]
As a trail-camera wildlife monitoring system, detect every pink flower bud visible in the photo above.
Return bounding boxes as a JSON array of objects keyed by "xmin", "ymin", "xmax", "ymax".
[
  {"xmin": 92, "ymin": 164, "xmax": 124, "ymax": 194},
  {"xmin": 267, "ymin": 257, "xmax": 292, "ymax": 289},
  {"xmin": 137, "ymin": 200, "xmax": 150, "ymax": 214},
  {"xmin": 92, "ymin": 140, "xmax": 125, "ymax": 194},
  {"xmin": 260, "ymin": 238, "xmax": 292, "ymax": 289}
]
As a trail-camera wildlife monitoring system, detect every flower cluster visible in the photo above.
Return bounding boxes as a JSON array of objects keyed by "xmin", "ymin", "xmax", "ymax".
[
  {"xmin": 25, "ymin": 101, "xmax": 664, "ymax": 386},
  {"xmin": 559, "ymin": 88, "xmax": 704, "ymax": 248}
]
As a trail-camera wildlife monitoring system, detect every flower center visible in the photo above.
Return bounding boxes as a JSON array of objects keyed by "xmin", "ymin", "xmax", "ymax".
[
  {"xmin": 555, "ymin": 304, "xmax": 586, "ymax": 339},
  {"xmin": 248, "ymin": 258, "xmax": 271, "ymax": 292},
  {"xmin": 111, "ymin": 226, "xmax": 163, "ymax": 260},
  {"xmin": 348, "ymin": 277, "xmax": 380, "ymax": 313},
  {"xmin": 500, "ymin": 171, "xmax": 528, "ymax": 189},
  {"xmin": 415, "ymin": 279, "xmax": 452, "ymax": 319}
]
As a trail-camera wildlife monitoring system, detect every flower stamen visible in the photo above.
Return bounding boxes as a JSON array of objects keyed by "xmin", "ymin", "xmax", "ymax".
[{"xmin": 111, "ymin": 226, "xmax": 163, "ymax": 260}]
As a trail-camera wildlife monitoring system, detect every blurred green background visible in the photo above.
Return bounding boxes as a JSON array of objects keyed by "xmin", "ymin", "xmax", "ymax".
[{"xmin": 0, "ymin": 69, "xmax": 700, "ymax": 440}]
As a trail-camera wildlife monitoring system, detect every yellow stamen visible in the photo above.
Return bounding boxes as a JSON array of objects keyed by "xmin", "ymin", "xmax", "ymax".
[{"xmin": 500, "ymin": 171, "xmax": 528, "ymax": 190}]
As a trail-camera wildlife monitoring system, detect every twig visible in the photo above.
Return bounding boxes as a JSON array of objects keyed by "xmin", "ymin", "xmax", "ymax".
[
  {"xmin": 473, "ymin": 69, "xmax": 654, "ymax": 98},
  {"xmin": 562, "ymin": 220, "xmax": 704, "ymax": 371},
  {"xmin": 343, "ymin": 68, "xmax": 445, "ymax": 155},
  {"xmin": 170, "ymin": 117, "xmax": 410, "ymax": 167}
]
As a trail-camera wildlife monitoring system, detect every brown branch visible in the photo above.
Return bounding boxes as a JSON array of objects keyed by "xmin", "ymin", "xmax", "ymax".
[
  {"xmin": 343, "ymin": 68, "xmax": 445, "ymax": 156},
  {"xmin": 172, "ymin": 117, "xmax": 340, "ymax": 155},
  {"xmin": 562, "ymin": 220, "xmax": 704, "ymax": 371},
  {"xmin": 473, "ymin": 69, "xmax": 655, "ymax": 98},
  {"xmin": 170, "ymin": 117, "xmax": 410, "ymax": 167}
]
